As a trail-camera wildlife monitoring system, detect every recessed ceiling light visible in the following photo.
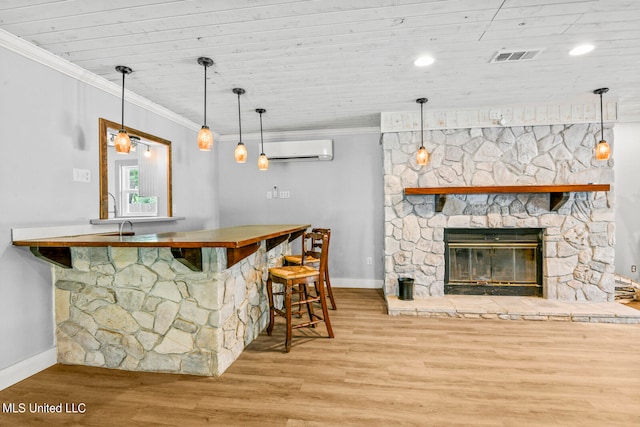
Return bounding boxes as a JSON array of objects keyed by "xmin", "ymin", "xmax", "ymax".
[
  {"xmin": 414, "ymin": 55, "xmax": 435, "ymax": 67},
  {"xmin": 569, "ymin": 44, "xmax": 594, "ymax": 56}
]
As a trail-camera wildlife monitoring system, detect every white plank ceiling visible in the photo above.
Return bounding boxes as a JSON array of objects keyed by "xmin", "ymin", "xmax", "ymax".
[{"xmin": 1, "ymin": 0, "xmax": 640, "ymax": 135}]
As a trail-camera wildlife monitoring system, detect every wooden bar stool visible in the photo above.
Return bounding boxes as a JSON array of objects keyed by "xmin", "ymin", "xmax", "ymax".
[
  {"xmin": 283, "ymin": 228, "xmax": 337, "ymax": 310},
  {"xmin": 266, "ymin": 231, "xmax": 334, "ymax": 353}
]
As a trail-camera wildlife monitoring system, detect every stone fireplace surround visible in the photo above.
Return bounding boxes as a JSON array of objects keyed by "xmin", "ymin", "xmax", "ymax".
[{"xmin": 383, "ymin": 124, "xmax": 615, "ymax": 302}]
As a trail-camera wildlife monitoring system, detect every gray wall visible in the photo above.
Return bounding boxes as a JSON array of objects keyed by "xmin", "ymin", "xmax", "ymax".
[
  {"xmin": 0, "ymin": 47, "xmax": 219, "ymax": 370},
  {"xmin": 614, "ymin": 122, "xmax": 640, "ymax": 281},
  {"xmin": 217, "ymin": 133, "xmax": 384, "ymax": 285}
]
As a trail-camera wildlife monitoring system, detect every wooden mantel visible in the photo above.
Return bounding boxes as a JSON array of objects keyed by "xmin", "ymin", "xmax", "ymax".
[{"xmin": 404, "ymin": 184, "xmax": 611, "ymax": 212}]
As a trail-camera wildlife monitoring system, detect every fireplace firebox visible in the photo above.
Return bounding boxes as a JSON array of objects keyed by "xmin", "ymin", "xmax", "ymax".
[{"xmin": 444, "ymin": 228, "xmax": 543, "ymax": 297}]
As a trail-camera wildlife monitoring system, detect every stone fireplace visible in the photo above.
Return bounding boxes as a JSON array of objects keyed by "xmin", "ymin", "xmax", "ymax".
[{"xmin": 383, "ymin": 124, "xmax": 615, "ymax": 302}]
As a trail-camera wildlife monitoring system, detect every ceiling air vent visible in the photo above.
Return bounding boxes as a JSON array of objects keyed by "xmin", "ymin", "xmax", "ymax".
[{"xmin": 490, "ymin": 49, "xmax": 542, "ymax": 63}]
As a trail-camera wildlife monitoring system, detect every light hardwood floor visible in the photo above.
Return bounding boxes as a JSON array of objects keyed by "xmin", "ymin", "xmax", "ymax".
[{"xmin": 1, "ymin": 289, "xmax": 639, "ymax": 426}]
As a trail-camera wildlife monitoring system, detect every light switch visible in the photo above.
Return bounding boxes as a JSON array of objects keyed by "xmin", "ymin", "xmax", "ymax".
[{"xmin": 73, "ymin": 168, "xmax": 90, "ymax": 183}]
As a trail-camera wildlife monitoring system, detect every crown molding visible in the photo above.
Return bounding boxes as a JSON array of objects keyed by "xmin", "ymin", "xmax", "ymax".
[
  {"xmin": 217, "ymin": 126, "xmax": 380, "ymax": 143},
  {"xmin": 381, "ymin": 102, "xmax": 618, "ymax": 133},
  {"xmin": 0, "ymin": 29, "xmax": 201, "ymax": 132}
]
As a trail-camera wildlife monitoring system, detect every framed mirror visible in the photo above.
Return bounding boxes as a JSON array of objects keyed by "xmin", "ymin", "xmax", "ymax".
[{"xmin": 99, "ymin": 118, "xmax": 172, "ymax": 219}]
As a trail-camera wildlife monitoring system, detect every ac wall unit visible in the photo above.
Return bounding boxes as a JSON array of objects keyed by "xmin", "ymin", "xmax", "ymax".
[{"xmin": 263, "ymin": 139, "xmax": 333, "ymax": 162}]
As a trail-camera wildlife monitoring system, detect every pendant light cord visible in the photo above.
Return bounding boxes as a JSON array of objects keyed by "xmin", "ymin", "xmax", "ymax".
[
  {"xmin": 416, "ymin": 98, "xmax": 427, "ymax": 148},
  {"xmin": 237, "ymin": 92, "xmax": 242, "ymax": 142},
  {"xmin": 259, "ymin": 111, "xmax": 264, "ymax": 153},
  {"xmin": 420, "ymin": 101, "xmax": 424, "ymax": 147},
  {"xmin": 599, "ymin": 91, "xmax": 604, "ymax": 141},
  {"xmin": 121, "ymin": 71, "xmax": 125, "ymax": 129},
  {"xmin": 203, "ymin": 65, "xmax": 207, "ymax": 127}
]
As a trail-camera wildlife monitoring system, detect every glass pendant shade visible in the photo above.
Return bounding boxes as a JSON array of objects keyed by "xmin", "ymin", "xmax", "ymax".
[
  {"xmin": 416, "ymin": 146, "xmax": 429, "ymax": 165},
  {"xmin": 114, "ymin": 129, "xmax": 131, "ymax": 154},
  {"xmin": 235, "ymin": 142, "xmax": 247, "ymax": 163},
  {"xmin": 258, "ymin": 153, "xmax": 269, "ymax": 170},
  {"xmin": 197, "ymin": 126, "xmax": 213, "ymax": 151},
  {"xmin": 595, "ymin": 140, "xmax": 610, "ymax": 160}
]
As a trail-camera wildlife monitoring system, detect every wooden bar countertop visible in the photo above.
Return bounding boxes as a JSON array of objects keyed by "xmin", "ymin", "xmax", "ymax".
[{"xmin": 12, "ymin": 224, "xmax": 310, "ymax": 249}]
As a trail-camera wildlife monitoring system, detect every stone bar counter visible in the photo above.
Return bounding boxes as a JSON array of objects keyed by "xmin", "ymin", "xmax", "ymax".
[{"xmin": 13, "ymin": 224, "xmax": 309, "ymax": 376}]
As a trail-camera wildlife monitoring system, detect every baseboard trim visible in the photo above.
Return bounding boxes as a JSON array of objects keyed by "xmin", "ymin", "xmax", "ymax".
[
  {"xmin": 0, "ymin": 348, "xmax": 56, "ymax": 391},
  {"xmin": 332, "ymin": 278, "xmax": 383, "ymax": 289}
]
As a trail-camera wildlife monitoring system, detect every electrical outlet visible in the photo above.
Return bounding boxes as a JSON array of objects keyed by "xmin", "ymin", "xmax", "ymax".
[
  {"xmin": 489, "ymin": 110, "xmax": 501, "ymax": 120},
  {"xmin": 366, "ymin": 257, "xmax": 373, "ymax": 265},
  {"xmin": 632, "ymin": 265, "xmax": 637, "ymax": 273},
  {"xmin": 73, "ymin": 168, "xmax": 90, "ymax": 183}
]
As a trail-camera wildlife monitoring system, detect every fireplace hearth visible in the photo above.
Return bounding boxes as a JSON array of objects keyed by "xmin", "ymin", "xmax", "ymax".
[{"xmin": 445, "ymin": 228, "xmax": 543, "ymax": 297}]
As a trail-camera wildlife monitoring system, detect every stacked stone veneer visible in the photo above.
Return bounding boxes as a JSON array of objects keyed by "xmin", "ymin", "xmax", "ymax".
[
  {"xmin": 54, "ymin": 241, "xmax": 288, "ymax": 376},
  {"xmin": 383, "ymin": 124, "xmax": 615, "ymax": 301}
]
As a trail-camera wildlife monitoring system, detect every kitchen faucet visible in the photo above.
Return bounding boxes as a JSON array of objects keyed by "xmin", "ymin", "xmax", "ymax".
[
  {"xmin": 108, "ymin": 192, "xmax": 118, "ymax": 218},
  {"xmin": 119, "ymin": 220, "xmax": 133, "ymax": 240}
]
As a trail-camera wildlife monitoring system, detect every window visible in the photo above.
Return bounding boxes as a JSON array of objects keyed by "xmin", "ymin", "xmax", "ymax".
[{"xmin": 119, "ymin": 164, "xmax": 157, "ymax": 217}]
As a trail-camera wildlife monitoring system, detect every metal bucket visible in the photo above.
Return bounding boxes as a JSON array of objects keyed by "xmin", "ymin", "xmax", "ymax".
[{"xmin": 398, "ymin": 277, "xmax": 414, "ymax": 301}]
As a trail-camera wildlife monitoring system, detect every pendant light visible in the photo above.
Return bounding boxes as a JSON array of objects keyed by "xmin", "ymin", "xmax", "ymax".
[
  {"xmin": 256, "ymin": 108, "xmax": 268, "ymax": 171},
  {"xmin": 114, "ymin": 65, "xmax": 133, "ymax": 154},
  {"xmin": 415, "ymin": 98, "xmax": 429, "ymax": 166},
  {"xmin": 233, "ymin": 88, "xmax": 247, "ymax": 163},
  {"xmin": 197, "ymin": 57, "xmax": 214, "ymax": 151},
  {"xmin": 593, "ymin": 87, "xmax": 611, "ymax": 161}
]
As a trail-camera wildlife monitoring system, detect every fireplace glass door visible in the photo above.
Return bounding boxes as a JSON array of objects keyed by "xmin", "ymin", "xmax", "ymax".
[
  {"xmin": 445, "ymin": 229, "xmax": 542, "ymax": 296},
  {"xmin": 448, "ymin": 244, "xmax": 537, "ymax": 284}
]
